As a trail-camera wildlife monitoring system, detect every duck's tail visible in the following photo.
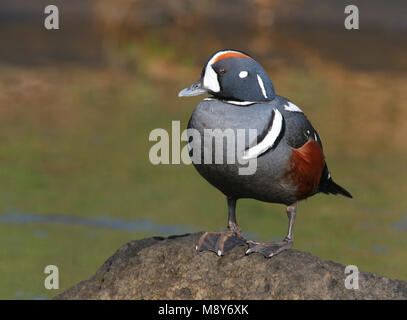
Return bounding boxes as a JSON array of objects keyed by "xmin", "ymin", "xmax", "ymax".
[{"xmin": 319, "ymin": 164, "xmax": 352, "ymax": 198}]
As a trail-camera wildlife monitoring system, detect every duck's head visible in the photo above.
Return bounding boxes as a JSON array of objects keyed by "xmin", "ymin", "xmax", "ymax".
[{"xmin": 179, "ymin": 49, "xmax": 275, "ymax": 103}]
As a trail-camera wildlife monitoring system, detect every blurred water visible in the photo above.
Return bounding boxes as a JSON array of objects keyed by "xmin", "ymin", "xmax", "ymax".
[
  {"xmin": 0, "ymin": 213, "xmax": 260, "ymax": 240},
  {"xmin": 392, "ymin": 214, "xmax": 407, "ymax": 232},
  {"xmin": 0, "ymin": 212, "xmax": 194, "ymax": 234}
]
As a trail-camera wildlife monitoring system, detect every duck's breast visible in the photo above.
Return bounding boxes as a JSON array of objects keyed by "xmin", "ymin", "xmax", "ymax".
[{"xmin": 187, "ymin": 99, "xmax": 296, "ymax": 204}]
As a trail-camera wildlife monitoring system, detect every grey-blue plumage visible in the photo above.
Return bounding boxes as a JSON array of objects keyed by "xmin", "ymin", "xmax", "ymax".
[{"xmin": 187, "ymin": 95, "xmax": 321, "ymax": 205}]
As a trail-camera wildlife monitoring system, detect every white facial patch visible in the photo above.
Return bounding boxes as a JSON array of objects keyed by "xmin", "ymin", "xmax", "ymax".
[
  {"xmin": 284, "ymin": 101, "xmax": 303, "ymax": 113},
  {"xmin": 202, "ymin": 50, "xmax": 233, "ymax": 93},
  {"xmin": 243, "ymin": 108, "xmax": 283, "ymax": 160},
  {"xmin": 203, "ymin": 64, "xmax": 220, "ymax": 93},
  {"xmin": 239, "ymin": 71, "xmax": 248, "ymax": 78},
  {"xmin": 256, "ymin": 74, "xmax": 268, "ymax": 99}
]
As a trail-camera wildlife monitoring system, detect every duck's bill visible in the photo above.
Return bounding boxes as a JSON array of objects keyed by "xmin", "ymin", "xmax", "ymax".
[{"xmin": 178, "ymin": 79, "xmax": 208, "ymax": 97}]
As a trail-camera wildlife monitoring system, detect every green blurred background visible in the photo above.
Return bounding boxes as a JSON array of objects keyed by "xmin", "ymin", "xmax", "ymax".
[{"xmin": 0, "ymin": 0, "xmax": 406, "ymax": 299}]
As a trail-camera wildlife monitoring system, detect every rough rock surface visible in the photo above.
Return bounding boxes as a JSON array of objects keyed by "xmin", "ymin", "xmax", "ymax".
[{"xmin": 56, "ymin": 233, "xmax": 407, "ymax": 300}]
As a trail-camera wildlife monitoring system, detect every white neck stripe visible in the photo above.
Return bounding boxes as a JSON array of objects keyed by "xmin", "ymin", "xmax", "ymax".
[
  {"xmin": 225, "ymin": 100, "xmax": 256, "ymax": 106},
  {"xmin": 256, "ymin": 74, "xmax": 268, "ymax": 99}
]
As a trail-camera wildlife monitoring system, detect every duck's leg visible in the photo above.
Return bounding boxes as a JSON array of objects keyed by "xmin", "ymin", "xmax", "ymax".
[
  {"xmin": 196, "ymin": 197, "xmax": 247, "ymax": 256},
  {"xmin": 246, "ymin": 203, "xmax": 297, "ymax": 258}
]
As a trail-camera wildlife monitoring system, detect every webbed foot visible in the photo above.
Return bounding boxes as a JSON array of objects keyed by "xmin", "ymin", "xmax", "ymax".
[
  {"xmin": 196, "ymin": 230, "xmax": 246, "ymax": 256},
  {"xmin": 245, "ymin": 239, "xmax": 293, "ymax": 258}
]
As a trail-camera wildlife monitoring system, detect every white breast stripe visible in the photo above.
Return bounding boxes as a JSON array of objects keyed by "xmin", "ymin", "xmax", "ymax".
[
  {"xmin": 284, "ymin": 101, "xmax": 303, "ymax": 113},
  {"xmin": 243, "ymin": 109, "xmax": 283, "ymax": 160},
  {"xmin": 256, "ymin": 74, "xmax": 268, "ymax": 99}
]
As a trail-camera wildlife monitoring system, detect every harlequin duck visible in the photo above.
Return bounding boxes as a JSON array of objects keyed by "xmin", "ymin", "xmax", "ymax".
[{"xmin": 179, "ymin": 49, "xmax": 352, "ymax": 258}]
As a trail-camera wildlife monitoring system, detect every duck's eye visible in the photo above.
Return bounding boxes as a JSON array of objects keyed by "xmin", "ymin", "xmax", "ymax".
[{"xmin": 218, "ymin": 68, "xmax": 227, "ymax": 75}]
